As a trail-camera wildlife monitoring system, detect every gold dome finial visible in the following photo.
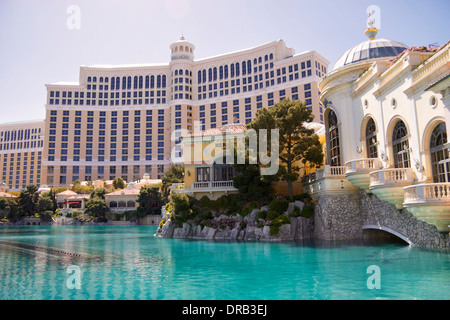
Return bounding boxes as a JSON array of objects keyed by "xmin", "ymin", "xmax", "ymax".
[{"xmin": 365, "ymin": 12, "xmax": 378, "ymax": 40}]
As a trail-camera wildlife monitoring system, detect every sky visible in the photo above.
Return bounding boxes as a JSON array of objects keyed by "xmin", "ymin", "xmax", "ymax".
[{"xmin": 0, "ymin": 0, "xmax": 448, "ymax": 123}]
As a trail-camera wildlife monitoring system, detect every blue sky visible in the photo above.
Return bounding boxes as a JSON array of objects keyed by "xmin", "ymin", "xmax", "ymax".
[{"xmin": 0, "ymin": 0, "xmax": 448, "ymax": 123}]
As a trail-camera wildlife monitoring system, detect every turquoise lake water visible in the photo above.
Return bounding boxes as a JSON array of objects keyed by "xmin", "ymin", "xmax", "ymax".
[{"xmin": 0, "ymin": 225, "xmax": 449, "ymax": 300}]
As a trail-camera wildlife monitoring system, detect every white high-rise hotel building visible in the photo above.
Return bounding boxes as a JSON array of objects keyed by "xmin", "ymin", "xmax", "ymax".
[{"xmin": 41, "ymin": 37, "xmax": 329, "ymax": 187}]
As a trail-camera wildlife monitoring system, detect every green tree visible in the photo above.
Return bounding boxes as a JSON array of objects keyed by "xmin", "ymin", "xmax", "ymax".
[
  {"xmin": 0, "ymin": 198, "xmax": 8, "ymax": 211},
  {"xmin": 113, "ymin": 177, "xmax": 126, "ymax": 190},
  {"xmin": 90, "ymin": 188, "xmax": 107, "ymax": 200},
  {"xmin": 84, "ymin": 197, "xmax": 108, "ymax": 218},
  {"xmin": 171, "ymin": 192, "xmax": 193, "ymax": 223},
  {"xmin": 161, "ymin": 164, "xmax": 184, "ymax": 198},
  {"xmin": 36, "ymin": 194, "xmax": 54, "ymax": 213},
  {"xmin": 248, "ymin": 98, "xmax": 324, "ymax": 200},
  {"xmin": 18, "ymin": 185, "xmax": 39, "ymax": 215},
  {"xmin": 136, "ymin": 185, "xmax": 163, "ymax": 216}
]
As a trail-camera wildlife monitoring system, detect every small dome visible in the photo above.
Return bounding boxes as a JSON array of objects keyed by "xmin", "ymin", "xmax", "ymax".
[
  {"xmin": 143, "ymin": 173, "xmax": 150, "ymax": 179},
  {"xmin": 332, "ymin": 38, "xmax": 408, "ymax": 71}
]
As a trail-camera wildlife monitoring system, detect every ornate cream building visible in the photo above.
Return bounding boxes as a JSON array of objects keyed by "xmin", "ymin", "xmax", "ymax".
[
  {"xmin": 304, "ymin": 24, "xmax": 450, "ymax": 233},
  {"xmin": 42, "ymin": 37, "xmax": 328, "ymax": 187}
]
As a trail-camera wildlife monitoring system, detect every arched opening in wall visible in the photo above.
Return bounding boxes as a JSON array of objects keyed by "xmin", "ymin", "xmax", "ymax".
[
  {"xmin": 430, "ymin": 122, "xmax": 449, "ymax": 183},
  {"xmin": 392, "ymin": 120, "xmax": 410, "ymax": 168},
  {"xmin": 326, "ymin": 110, "xmax": 341, "ymax": 166},
  {"xmin": 362, "ymin": 226, "xmax": 411, "ymax": 245},
  {"xmin": 365, "ymin": 117, "xmax": 378, "ymax": 158}
]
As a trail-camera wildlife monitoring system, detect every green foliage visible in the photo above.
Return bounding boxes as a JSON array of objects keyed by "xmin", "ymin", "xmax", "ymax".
[
  {"xmin": 294, "ymin": 192, "xmax": 312, "ymax": 203},
  {"xmin": 84, "ymin": 197, "xmax": 108, "ymax": 218},
  {"xmin": 269, "ymin": 214, "xmax": 291, "ymax": 236},
  {"xmin": 161, "ymin": 164, "xmax": 184, "ymax": 198},
  {"xmin": 291, "ymin": 206, "xmax": 301, "ymax": 217},
  {"xmin": 36, "ymin": 195, "xmax": 54, "ymax": 213},
  {"xmin": 18, "ymin": 185, "xmax": 39, "ymax": 215},
  {"xmin": 90, "ymin": 188, "xmax": 107, "ymax": 200},
  {"xmin": 112, "ymin": 177, "xmax": 126, "ymax": 190},
  {"xmin": 171, "ymin": 192, "xmax": 193, "ymax": 223},
  {"xmin": 266, "ymin": 209, "xmax": 281, "ymax": 221},
  {"xmin": 39, "ymin": 211, "xmax": 53, "ymax": 223},
  {"xmin": 136, "ymin": 185, "xmax": 163, "ymax": 216},
  {"xmin": 268, "ymin": 199, "xmax": 289, "ymax": 214},
  {"xmin": 301, "ymin": 205, "xmax": 315, "ymax": 218},
  {"xmin": 232, "ymin": 163, "xmax": 275, "ymax": 202},
  {"xmin": 257, "ymin": 210, "xmax": 268, "ymax": 220},
  {"xmin": 248, "ymin": 98, "xmax": 324, "ymax": 200}
]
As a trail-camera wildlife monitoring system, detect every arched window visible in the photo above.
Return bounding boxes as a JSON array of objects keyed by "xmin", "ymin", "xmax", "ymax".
[
  {"xmin": 392, "ymin": 120, "xmax": 410, "ymax": 168},
  {"xmin": 219, "ymin": 66, "xmax": 224, "ymax": 80},
  {"xmin": 145, "ymin": 76, "xmax": 149, "ymax": 89},
  {"xmin": 150, "ymin": 75, "xmax": 155, "ymax": 88},
  {"xmin": 213, "ymin": 67, "xmax": 217, "ymax": 81},
  {"xmin": 202, "ymin": 69, "xmax": 206, "ymax": 83},
  {"xmin": 235, "ymin": 62, "xmax": 240, "ymax": 76},
  {"xmin": 365, "ymin": 118, "xmax": 378, "ymax": 158},
  {"xmin": 110, "ymin": 201, "xmax": 117, "ymax": 208},
  {"xmin": 134, "ymin": 76, "xmax": 138, "ymax": 89},
  {"xmin": 265, "ymin": 55, "xmax": 268, "ymax": 61},
  {"xmin": 127, "ymin": 76, "xmax": 131, "ymax": 89},
  {"xmin": 162, "ymin": 75, "xmax": 166, "ymax": 88},
  {"xmin": 328, "ymin": 110, "xmax": 341, "ymax": 166},
  {"xmin": 118, "ymin": 201, "xmax": 126, "ymax": 208},
  {"xmin": 269, "ymin": 53, "xmax": 273, "ymax": 60},
  {"xmin": 230, "ymin": 64, "xmax": 235, "ymax": 77},
  {"xmin": 157, "ymin": 75, "xmax": 161, "ymax": 88},
  {"xmin": 93, "ymin": 76, "xmax": 97, "ymax": 82},
  {"xmin": 208, "ymin": 68, "xmax": 212, "ymax": 82},
  {"xmin": 179, "ymin": 69, "xmax": 183, "ymax": 75},
  {"xmin": 99, "ymin": 77, "xmax": 103, "ymax": 83},
  {"xmin": 247, "ymin": 60, "xmax": 252, "ymax": 74},
  {"xmin": 122, "ymin": 77, "xmax": 127, "ymax": 90},
  {"xmin": 258, "ymin": 57, "xmax": 262, "ymax": 63},
  {"xmin": 430, "ymin": 122, "xmax": 449, "ymax": 182},
  {"xmin": 111, "ymin": 77, "xmax": 115, "ymax": 90},
  {"xmin": 87, "ymin": 76, "xmax": 92, "ymax": 82},
  {"xmin": 127, "ymin": 200, "xmax": 135, "ymax": 208},
  {"xmin": 197, "ymin": 70, "xmax": 202, "ymax": 84},
  {"xmin": 242, "ymin": 61, "xmax": 246, "ymax": 75},
  {"xmin": 116, "ymin": 77, "xmax": 120, "ymax": 90},
  {"xmin": 254, "ymin": 58, "xmax": 257, "ymax": 64},
  {"xmin": 104, "ymin": 77, "xmax": 109, "ymax": 83},
  {"xmin": 139, "ymin": 76, "xmax": 143, "ymax": 89},
  {"xmin": 224, "ymin": 65, "xmax": 228, "ymax": 79}
]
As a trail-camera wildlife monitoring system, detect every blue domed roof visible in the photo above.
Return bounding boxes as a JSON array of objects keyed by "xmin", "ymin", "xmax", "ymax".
[{"xmin": 332, "ymin": 38, "xmax": 408, "ymax": 71}]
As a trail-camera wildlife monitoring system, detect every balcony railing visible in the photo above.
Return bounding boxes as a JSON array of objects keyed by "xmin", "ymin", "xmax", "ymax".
[
  {"xmin": 345, "ymin": 158, "xmax": 382, "ymax": 174},
  {"xmin": 303, "ymin": 165, "xmax": 347, "ymax": 184},
  {"xmin": 369, "ymin": 168, "xmax": 415, "ymax": 188},
  {"xmin": 192, "ymin": 180, "xmax": 235, "ymax": 189},
  {"xmin": 404, "ymin": 183, "xmax": 450, "ymax": 203}
]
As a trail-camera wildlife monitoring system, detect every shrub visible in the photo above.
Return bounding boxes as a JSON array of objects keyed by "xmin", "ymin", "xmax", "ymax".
[
  {"xmin": 268, "ymin": 199, "xmax": 289, "ymax": 214},
  {"xmin": 269, "ymin": 214, "xmax": 291, "ymax": 236},
  {"xmin": 265, "ymin": 209, "xmax": 281, "ymax": 221},
  {"xmin": 257, "ymin": 210, "xmax": 268, "ymax": 220},
  {"xmin": 291, "ymin": 206, "xmax": 301, "ymax": 217},
  {"xmin": 301, "ymin": 205, "xmax": 315, "ymax": 218},
  {"xmin": 239, "ymin": 220, "xmax": 247, "ymax": 229},
  {"xmin": 294, "ymin": 192, "xmax": 312, "ymax": 203}
]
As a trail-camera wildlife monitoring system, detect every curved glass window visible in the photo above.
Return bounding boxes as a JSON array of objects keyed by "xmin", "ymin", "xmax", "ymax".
[
  {"xmin": 365, "ymin": 118, "xmax": 378, "ymax": 158},
  {"xmin": 430, "ymin": 122, "xmax": 449, "ymax": 182},
  {"xmin": 392, "ymin": 120, "xmax": 410, "ymax": 168}
]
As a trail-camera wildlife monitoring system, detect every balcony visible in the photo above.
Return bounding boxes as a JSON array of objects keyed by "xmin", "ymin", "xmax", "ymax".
[
  {"xmin": 171, "ymin": 181, "xmax": 238, "ymax": 199},
  {"xmin": 403, "ymin": 183, "xmax": 450, "ymax": 232},
  {"xmin": 345, "ymin": 158, "xmax": 382, "ymax": 192},
  {"xmin": 369, "ymin": 168, "xmax": 415, "ymax": 209},
  {"xmin": 303, "ymin": 165, "xmax": 358, "ymax": 197}
]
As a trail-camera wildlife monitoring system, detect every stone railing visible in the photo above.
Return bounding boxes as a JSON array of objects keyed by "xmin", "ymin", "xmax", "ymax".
[
  {"xmin": 302, "ymin": 165, "xmax": 357, "ymax": 196},
  {"xmin": 345, "ymin": 158, "xmax": 382, "ymax": 174},
  {"xmin": 404, "ymin": 183, "xmax": 450, "ymax": 203},
  {"xmin": 369, "ymin": 168, "xmax": 415, "ymax": 188},
  {"xmin": 192, "ymin": 181, "xmax": 235, "ymax": 189}
]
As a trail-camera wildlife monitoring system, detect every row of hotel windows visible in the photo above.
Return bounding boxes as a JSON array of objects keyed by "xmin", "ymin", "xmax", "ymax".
[
  {"xmin": 47, "ymin": 109, "xmax": 167, "ymax": 162},
  {"xmin": 49, "ymin": 90, "xmax": 167, "ymax": 106},
  {"xmin": 0, "ymin": 128, "xmax": 41, "ymax": 143},
  {"xmin": 0, "ymin": 140, "xmax": 43, "ymax": 151},
  {"xmin": 86, "ymin": 75, "xmax": 168, "ymax": 90},
  {"xmin": 46, "ymin": 164, "xmax": 166, "ymax": 183}
]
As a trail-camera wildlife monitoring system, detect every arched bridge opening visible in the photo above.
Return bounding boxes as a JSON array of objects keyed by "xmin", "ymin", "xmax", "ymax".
[{"xmin": 362, "ymin": 225, "xmax": 412, "ymax": 246}]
